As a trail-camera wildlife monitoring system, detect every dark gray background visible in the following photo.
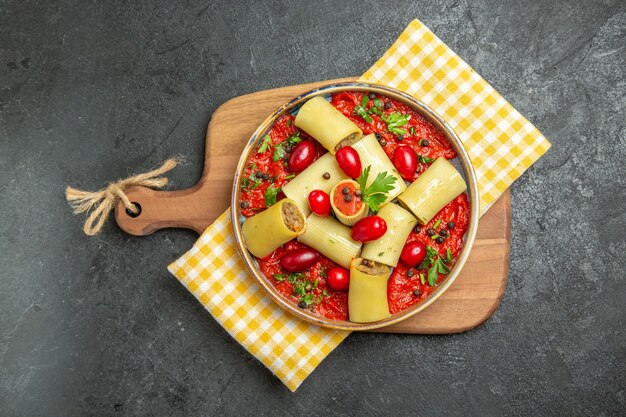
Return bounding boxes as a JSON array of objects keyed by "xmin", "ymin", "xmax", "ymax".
[{"xmin": 1, "ymin": 0, "xmax": 624, "ymax": 416}]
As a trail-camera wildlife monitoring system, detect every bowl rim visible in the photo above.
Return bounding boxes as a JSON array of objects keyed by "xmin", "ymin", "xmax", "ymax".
[{"xmin": 230, "ymin": 81, "xmax": 480, "ymax": 331}]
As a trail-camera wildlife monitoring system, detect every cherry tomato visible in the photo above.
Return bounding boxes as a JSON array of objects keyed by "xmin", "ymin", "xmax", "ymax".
[
  {"xmin": 392, "ymin": 146, "xmax": 418, "ymax": 180},
  {"xmin": 308, "ymin": 190, "xmax": 331, "ymax": 216},
  {"xmin": 351, "ymin": 216, "xmax": 387, "ymax": 242},
  {"xmin": 335, "ymin": 146, "xmax": 362, "ymax": 178},
  {"xmin": 288, "ymin": 141, "xmax": 316, "ymax": 172},
  {"xmin": 400, "ymin": 241, "xmax": 426, "ymax": 267},
  {"xmin": 327, "ymin": 267, "xmax": 350, "ymax": 291},
  {"xmin": 280, "ymin": 248, "xmax": 320, "ymax": 272}
]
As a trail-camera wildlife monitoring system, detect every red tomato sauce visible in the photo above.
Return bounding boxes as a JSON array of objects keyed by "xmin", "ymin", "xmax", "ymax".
[
  {"xmin": 241, "ymin": 91, "xmax": 469, "ymax": 321},
  {"xmin": 387, "ymin": 194, "xmax": 470, "ymax": 314},
  {"xmin": 331, "ymin": 91, "xmax": 456, "ymax": 180}
]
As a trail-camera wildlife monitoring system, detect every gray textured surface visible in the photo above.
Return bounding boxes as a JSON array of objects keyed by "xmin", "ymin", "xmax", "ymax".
[{"xmin": 1, "ymin": 0, "xmax": 624, "ymax": 415}]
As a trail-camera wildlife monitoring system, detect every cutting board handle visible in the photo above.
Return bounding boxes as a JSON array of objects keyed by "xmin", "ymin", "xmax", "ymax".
[{"xmin": 114, "ymin": 183, "xmax": 216, "ymax": 235}]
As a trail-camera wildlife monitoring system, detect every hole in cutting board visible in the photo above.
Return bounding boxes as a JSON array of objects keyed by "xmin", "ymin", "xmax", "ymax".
[{"xmin": 125, "ymin": 202, "xmax": 142, "ymax": 218}]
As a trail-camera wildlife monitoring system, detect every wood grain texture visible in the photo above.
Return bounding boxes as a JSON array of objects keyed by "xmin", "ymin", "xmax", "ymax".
[{"xmin": 114, "ymin": 78, "xmax": 510, "ymax": 334}]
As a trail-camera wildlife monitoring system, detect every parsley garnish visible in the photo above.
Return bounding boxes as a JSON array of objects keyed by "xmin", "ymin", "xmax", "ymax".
[
  {"xmin": 286, "ymin": 132, "xmax": 302, "ymax": 146},
  {"xmin": 418, "ymin": 155, "xmax": 436, "ymax": 164},
  {"xmin": 382, "ymin": 112, "xmax": 411, "ymax": 135},
  {"xmin": 274, "ymin": 274, "xmax": 285, "ymax": 282},
  {"xmin": 264, "ymin": 186, "xmax": 281, "ymax": 207},
  {"xmin": 378, "ymin": 252, "xmax": 385, "ymax": 257},
  {"xmin": 258, "ymin": 134, "xmax": 272, "ymax": 153},
  {"xmin": 354, "ymin": 95, "xmax": 373, "ymax": 123},
  {"xmin": 285, "ymin": 174, "xmax": 295, "ymax": 180},
  {"xmin": 357, "ymin": 166, "xmax": 397, "ymax": 212},
  {"xmin": 419, "ymin": 273, "xmax": 426, "ymax": 285},
  {"xmin": 273, "ymin": 143, "xmax": 287, "ymax": 162},
  {"xmin": 422, "ymin": 245, "xmax": 453, "ymax": 286}
]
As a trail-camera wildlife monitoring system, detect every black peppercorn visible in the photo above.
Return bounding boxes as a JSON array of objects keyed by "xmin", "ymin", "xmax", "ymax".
[
  {"xmin": 435, "ymin": 236, "xmax": 445, "ymax": 244},
  {"xmin": 255, "ymin": 171, "xmax": 264, "ymax": 179},
  {"xmin": 413, "ymin": 288, "xmax": 422, "ymax": 297},
  {"xmin": 413, "ymin": 226, "xmax": 421, "ymax": 234},
  {"xmin": 342, "ymin": 187, "xmax": 350, "ymax": 195},
  {"xmin": 261, "ymin": 173, "xmax": 270, "ymax": 180},
  {"xmin": 407, "ymin": 269, "xmax": 415, "ymax": 278},
  {"xmin": 439, "ymin": 229, "xmax": 449, "ymax": 237},
  {"xmin": 368, "ymin": 92, "xmax": 377, "ymax": 99},
  {"xmin": 240, "ymin": 201, "xmax": 249, "ymax": 209},
  {"xmin": 384, "ymin": 101, "xmax": 391, "ymax": 110},
  {"xmin": 426, "ymin": 228, "xmax": 436, "ymax": 236},
  {"xmin": 345, "ymin": 194, "xmax": 353, "ymax": 202},
  {"xmin": 323, "ymin": 172, "xmax": 331, "ymax": 180},
  {"xmin": 447, "ymin": 221, "xmax": 455, "ymax": 229},
  {"xmin": 420, "ymin": 139, "xmax": 429, "ymax": 147}
]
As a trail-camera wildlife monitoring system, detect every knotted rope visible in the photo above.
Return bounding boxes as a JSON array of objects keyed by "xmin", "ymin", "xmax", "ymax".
[{"xmin": 65, "ymin": 158, "xmax": 179, "ymax": 236}]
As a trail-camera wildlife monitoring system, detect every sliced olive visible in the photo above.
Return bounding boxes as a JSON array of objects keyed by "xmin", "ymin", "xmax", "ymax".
[
  {"xmin": 413, "ymin": 226, "xmax": 421, "ymax": 234},
  {"xmin": 435, "ymin": 236, "xmax": 445, "ymax": 244},
  {"xmin": 420, "ymin": 139, "xmax": 429, "ymax": 147},
  {"xmin": 397, "ymin": 134, "xmax": 404, "ymax": 141},
  {"xmin": 447, "ymin": 221, "xmax": 455, "ymax": 229},
  {"xmin": 375, "ymin": 133, "xmax": 383, "ymax": 141},
  {"xmin": 298, "ymin": 300, "xmax": 307, "ymax": 309},
  {"xmin": 342, "ymin": 187, "xmax": 350, "ymax": 195},
  {"xmin": 413, "ymin": 288, "xmax": 422, "ymax": 297},
  {"xmin": 407, "ymin": 269, "xmax": 414, "ymax": 278},
  {"xmin": 440, "ymin": 229, "xmax": 449, "ymax": 237},
  {"xmin": 380, "ymin": 139, "xmax": 387, "ymax": 146},
  {"xmin": 240, "ymin": 201, "xmax": 250, "ymax": 209},
  {"xmin": 384, "ymin": 101, "xmax": 391, "ymax": 110},
  {"xmin": 426, "ymin": 228, "xmax": 436, "ymax": 236}
]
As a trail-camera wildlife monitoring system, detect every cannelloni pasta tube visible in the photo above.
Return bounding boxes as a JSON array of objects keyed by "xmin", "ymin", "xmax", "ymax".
[
  {"xmin": 361, "ymin": 203, "xmax": 417, "ymax": 267},
  {"xmin": 281, "ymin": 153, "xmax": 348, "ymax": 216},
  {"xmin": 348, "ymin": 258, "xmax": 390, "ymax": 323},
  {"xmin": 295, "ymin": 96, "xmax": 363, "ymax": 154},
  {"xmin": 352, "ymin": 134, "xmax": 406, "ymax": 207},
  {"xmin": 297, "ymin": 214, "xmax": 361, "ymax": 269},
  {"xmin": 329, "ymin": 179, "xmax": 368, "ymax": 226},
  {"xmin": 241, "ymin": 198, "xmax": 306, "ymax": 258},
  {"xmin": 398, "ymin": 157, "xmax": 467, "ymax": 225}
]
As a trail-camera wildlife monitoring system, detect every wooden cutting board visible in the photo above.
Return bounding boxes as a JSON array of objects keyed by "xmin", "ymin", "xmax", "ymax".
[{"xmin": 114, "ymin": 78, "xmax": 510, "ymax": 334}]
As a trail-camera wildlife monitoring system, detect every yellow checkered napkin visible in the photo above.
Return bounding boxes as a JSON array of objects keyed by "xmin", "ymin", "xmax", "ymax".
[
  {"xmin": 168, "ymin": 210, "xmax": 350, "ymax": 391},
  {"xmin": 168, "ymin": 19, "xmax": 551, "ymax": 392},
  {"xmin": 361, "ymin": 19, "xmax": 551, "ymax": 214}
]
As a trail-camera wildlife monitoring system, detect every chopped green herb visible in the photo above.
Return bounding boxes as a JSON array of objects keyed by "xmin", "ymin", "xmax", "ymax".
[
  {"xmin": 357, "ymin": 166, "xmax": 398, "ymax": 212},
  {"xmin": 287, "ymin": 272, "xmax": 304, "ymax": 284},
  {"xmin": 286, "ymin": 119, "xmax": 292, "ymax": 126},
  {"xmin": 286, "ymin": 132, "xmax": 302, "ymax": 146},
  {"xmin": 319, "ymin": 268, "xmax": 327, "ymax": 278},
  {"xmin": 273, "ymin": 143, "xmax": 287, "ymax": 162},
  {"xmin": 418, "ymin": 155, "xmax": 436, "ymax": 164},
  {"xmin": 410, "ymin": 126, "xmax": 416, "ymax": 135},
  {"xmin": 433, "ymin": 219, "xmax": 442, "ymax": 229},
  {"xmin": 431, "ymin": 234, "xmax": 440, "ymax": 240},
  {"xmin": 373, "ymin": 98, "xmax": 383, "ymax": 109},
  {"xmin": 302, "ymin": 293, "xmax": 315, "ymax": 306},
  {"xmin": 419, "ymin": 273, "xmax": 426, "ymax": 285},
  {"xmin": 258, "ymin": 134, "xmax": 272, "ymax": 153},
  {"xmin": 353, "ymin": 95, "xmax": 373, "ymax": 123},
  {"xmin": 274, "ymin": 274, "xmax": 285, "ymax": 282},
  {"xmin": 285, "ymin": 174, "xmax": 295, "ymax": 180},
  {"xmin": 444, "ymin": 248, "xmax": 454, "ymax": 264},
  {"xmin": 382, "ymin": 112, "xmax": 411, "ymax": 135},
  {"xmin": 378, "ymin": 252, "xmax": 385, "ymax": 257},
  {"xmin": 368, "ymin": 98, "xmax": 384, "ymax": 115},
  {"xmin": 249, "ymin": 162, "xmax": 257, "ymax": 171},
  {"xmin": 264, "ymin": 186, "xmax": 281, "ymax": 207}
]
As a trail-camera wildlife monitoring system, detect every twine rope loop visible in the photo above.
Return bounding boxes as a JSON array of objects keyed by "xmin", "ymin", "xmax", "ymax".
[{"xmin": 65, "ymin": 158, "xmax": 178, "ymax": 236}]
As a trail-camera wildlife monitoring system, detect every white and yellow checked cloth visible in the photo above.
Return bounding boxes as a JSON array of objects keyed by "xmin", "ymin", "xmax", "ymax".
[{"xmin": 168, "ymin": 19, "xmax": 551, "ymax": 392}]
